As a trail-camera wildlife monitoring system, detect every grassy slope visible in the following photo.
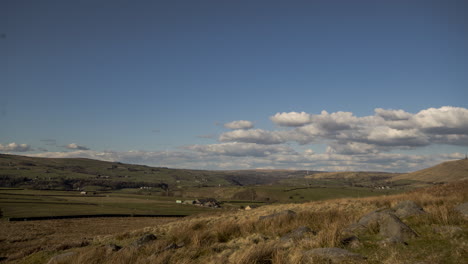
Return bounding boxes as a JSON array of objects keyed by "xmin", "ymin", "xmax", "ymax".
[
  {"xmin": 0, "ymin": 154, "xmax": 311, "ymax": 189},
  {"xmin": 18, "ymin": 180, "xmax": 466, "ymax": 264},
  {"xmin": 392, "ymin": 159, "xmax": 468, "ymax": 183}
]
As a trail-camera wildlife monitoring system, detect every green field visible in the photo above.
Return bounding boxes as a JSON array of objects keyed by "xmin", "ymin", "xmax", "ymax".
[
  {"xmin": 0, "ymin": 188, "xmax": 212, "ymax": 219},
  {"xmin": 0, "ymin": 185, "xmax": 402, "ymax": 219}
]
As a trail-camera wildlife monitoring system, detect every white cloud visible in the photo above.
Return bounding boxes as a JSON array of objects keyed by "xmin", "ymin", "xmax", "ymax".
[
  {"xmin": 375, "ymin": 108, "xmax": 412, "ymax": 121},
  {"xmin": 0, "ymin": 142, "xmax": 33, "ymax": 152},
  {"xmin": 270, "ymin": 112, "xmax": 312, "ymax": 127},
  {"xmin": 366, "ymin": 127, "xmax": 429, "ymax": 147},
  {"xmin": 219, "ymin": 129, "xmax": 286, "ymax": 145},
  {"xmin": 26, "ymin": 147, "xmax": 464, "ymax": 173},
  {"xmin": 22, "ymin": 106, "xmax": 468, "ymax": 172},
  {"xmin": 326, "ymin": 142, "xmax": 381, "ymax": 155},
  {"xmin": 64, "ymin": 143, "xmax": 90, "ymax": 150},
  {"xmin": 224, "ymin": 120, "xmax": 254, "ymax": 130},
  {"xmin": 412, "ymin": 106, "xmax": 468, "ymax": 134},
  {"xmin": 185, "ymin": 142, "xmax": 294, "ymax": 157}
]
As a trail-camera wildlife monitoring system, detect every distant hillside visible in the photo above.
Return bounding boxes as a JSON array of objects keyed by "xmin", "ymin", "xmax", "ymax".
[
  {"xmin": 392, "ymin": 159, "xmax": 468, "ymax": 183},
  {"xmin": 0, "ymin": 154, "xmax": 306, "ymax": 190},
  {"xmin": 305, "ymin": 171, "xmax": 399, "ymax": 180}
]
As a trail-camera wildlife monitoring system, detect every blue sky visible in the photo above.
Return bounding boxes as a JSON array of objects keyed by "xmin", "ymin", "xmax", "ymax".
[{"xmin": 2, "ymin": 0, "xmax": 468, "ymax": 172}]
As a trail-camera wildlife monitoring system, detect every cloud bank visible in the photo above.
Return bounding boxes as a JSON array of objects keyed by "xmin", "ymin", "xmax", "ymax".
[
  {"xmin": 64, "ymin": 143, "xmax": 90, "ymax": 150},
  {"xmin": 224, "ymin": 120, "xmax": 254, "ymax": 130},
  {"xmin": 0, "ymin": 142, "xmax": 32, "ymax": 152},
  {"xmin": 20, "ymin": 106, "xmax": 468, "ymax": 172}
]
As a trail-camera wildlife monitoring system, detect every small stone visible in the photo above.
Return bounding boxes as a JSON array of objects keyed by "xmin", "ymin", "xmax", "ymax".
[{"xmin": 106, "ymin": 243, "xmax": 122, "ymax": 252}]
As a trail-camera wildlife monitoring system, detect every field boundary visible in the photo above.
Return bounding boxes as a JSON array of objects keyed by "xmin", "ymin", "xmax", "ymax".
[{"xmin": 7, "ymin": 214, "xmax": 188, "ymax": 221}]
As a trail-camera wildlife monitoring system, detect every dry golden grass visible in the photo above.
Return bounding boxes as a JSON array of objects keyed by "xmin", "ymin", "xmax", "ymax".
[
  {"xmin": 3, "ymin": 181, "xmax": 467, "ymax": 263},
  {"xmin": 0, "ymin": 217, "xmax": 179, "ymax": 263}
]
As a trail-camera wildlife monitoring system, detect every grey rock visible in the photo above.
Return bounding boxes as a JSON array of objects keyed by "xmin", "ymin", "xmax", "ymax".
[
  {"xmin": 132, "ymin": 234, "xmax": 157, "ymax": 247},
  {"xmin": 164, "ymin": 243, "xmax": 184, "ymax": 250},
  {"xmin": 106, "ymin": 243, "xmax": 122, "ymax": 252},
  {"xmin": 280, "ymin": 226, "xmax": 315, "ymax": 241},
  {"xmin": 340, "ymin": 235, "xmax": 362, "ymax": 249},
  {"xmin": 259, "ymin": 210, "xmax": 296, "ymax": 220},
  {"xmin": 47, "ymin": 252, "xmax": 77, "ymax": 264},
  {"xmin": 303, "ymin": 248, "xmax": 365, "ymax": 263},
  {"xmin": 454, "ymin": 202, "xmax": 468, "ymax": 218},
  {"xmin": 378, "ymin": 212, "xmax": 418, "ymax": 242},
  {"xmin": 393, "ymin": 200, "xmax": 426, "ymax": 218},
  {"xmin": 357, "ymin": 208, "xmax": 391, "ymax": 227},
  {"xmin": 344, "ymin": 209, "xmax": 417, "ymax": 243}
]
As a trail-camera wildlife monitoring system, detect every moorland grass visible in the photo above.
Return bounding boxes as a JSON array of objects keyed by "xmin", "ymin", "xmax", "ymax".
[{"xmin": 58, "ymin": 180, "xmax": 467, "ymax": 264}]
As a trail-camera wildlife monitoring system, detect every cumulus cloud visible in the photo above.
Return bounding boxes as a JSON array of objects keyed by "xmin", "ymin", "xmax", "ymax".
[
  {"xmin": 219, "ymin": 129, "xmax": 286, "ymax": 145},
  {"xmin": 217, "ymin": 107, "xmax": 468, "ymax": 150},
  {"xmin": 27, "ymin": 147, "xmax": 463, "ymax": 172},
  {"xmin": 375, "ymin": 108, "xmax": 412, "ymax": 121},
  {"xmin": 185, "ymin": 142, "xmax": 294, "ymax": 157},
  {"xmin": 326, "ymin": 142, "xmax": 381, "ymax": 155},
  {"xmin": 224, "ymin": 120, "xmax": 254, "ymax": 130},
  {"xmin": 270, "ymin": 112, "xmax": 312, "ymax": 127},
  {"xmin": 64, "ymin": 143, "xmax": 90, "ymax": 150},
  {"xmin": 0, "ymin": 142, "xmax": 33, "ymax": 152},
  {"xmin": 23, "ymin": 106, "xmax": 468, "ymax": 172},
  {"xmin": 412, "ymin": 106, "xmax": 468, "ymax": 134}
]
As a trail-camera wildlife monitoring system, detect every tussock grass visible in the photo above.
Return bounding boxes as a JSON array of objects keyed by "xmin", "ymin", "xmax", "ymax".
[{"xmin": 4, "ymin": 181, "xmax": 467, "ymax": 263}]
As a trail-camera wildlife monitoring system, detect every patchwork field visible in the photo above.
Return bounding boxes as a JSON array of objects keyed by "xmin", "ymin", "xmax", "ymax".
[{"xmin": 0, "ymin": 189, "xmax": 211, "ymax": 219}]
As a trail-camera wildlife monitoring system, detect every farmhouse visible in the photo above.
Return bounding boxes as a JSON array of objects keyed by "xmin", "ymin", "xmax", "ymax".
[
  {"xmin": 244, "ymin": 205, "xmax": 260, "ymax": 210},
  {"xmin": 194, "ymin": 198, "xmax": 221, "ymax": 208}
]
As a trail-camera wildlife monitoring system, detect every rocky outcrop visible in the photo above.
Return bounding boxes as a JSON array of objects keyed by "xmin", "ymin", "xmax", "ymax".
[
  {"xmin": 378, "ymin": 212, "xmax": 418, "ymax": 243},
  {"xmin": 303, "ymin": 247, "xmax": 365, "ymax": 263},
  {"xmin": 132, "ymin": 234, "xmax": 157, "ymax": 247},
  {"xmin": 106, "ymin": 243, "xmax": 122, "ymax": 252},
  {"xmin": 342, "ymin": 207, "xmax": 417, "ymax": 245},
  {"xmin": 393, "ymin": 200, "xmax": 426, "ymax": 218}
]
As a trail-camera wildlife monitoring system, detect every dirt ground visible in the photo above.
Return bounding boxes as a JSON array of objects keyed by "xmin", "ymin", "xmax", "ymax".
[{"xmin": 0, "ymin": 217, "xmax": 179, "ymax": 262}]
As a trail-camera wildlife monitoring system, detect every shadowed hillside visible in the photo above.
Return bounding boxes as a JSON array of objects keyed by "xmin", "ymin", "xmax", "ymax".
[
  {"xmin": 392, "ymin": 159, "xmax": 468, "ymax": 183},
  {"xmin": 0, "ymin": 154, "xmax": 310, "ymax": 190}
]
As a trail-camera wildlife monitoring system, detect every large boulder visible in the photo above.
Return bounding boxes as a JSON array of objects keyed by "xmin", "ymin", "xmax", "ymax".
[
  {"xmin": 393, "ymin": 200, "xmax": 426, "ymax": 218},
  {"xmin": 343, "ymin": 209, "xmax": 417, "ymax": 243},
  {"xmin": 379, "ymin": 213, "xmax": 418, "ymax": 242},
  {"xmin": 303, "ymin": 248, "xmax": 365, "ymax": 263}
]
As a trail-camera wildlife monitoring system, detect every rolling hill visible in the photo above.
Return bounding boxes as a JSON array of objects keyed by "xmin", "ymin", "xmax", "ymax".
[
  {"xmin": 392, "ymin": 158, "xmax": 468, "ymax": 183},
  {"xmin": 0, "ymin": 154, "xmax": 308, "ymax": 190}
]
